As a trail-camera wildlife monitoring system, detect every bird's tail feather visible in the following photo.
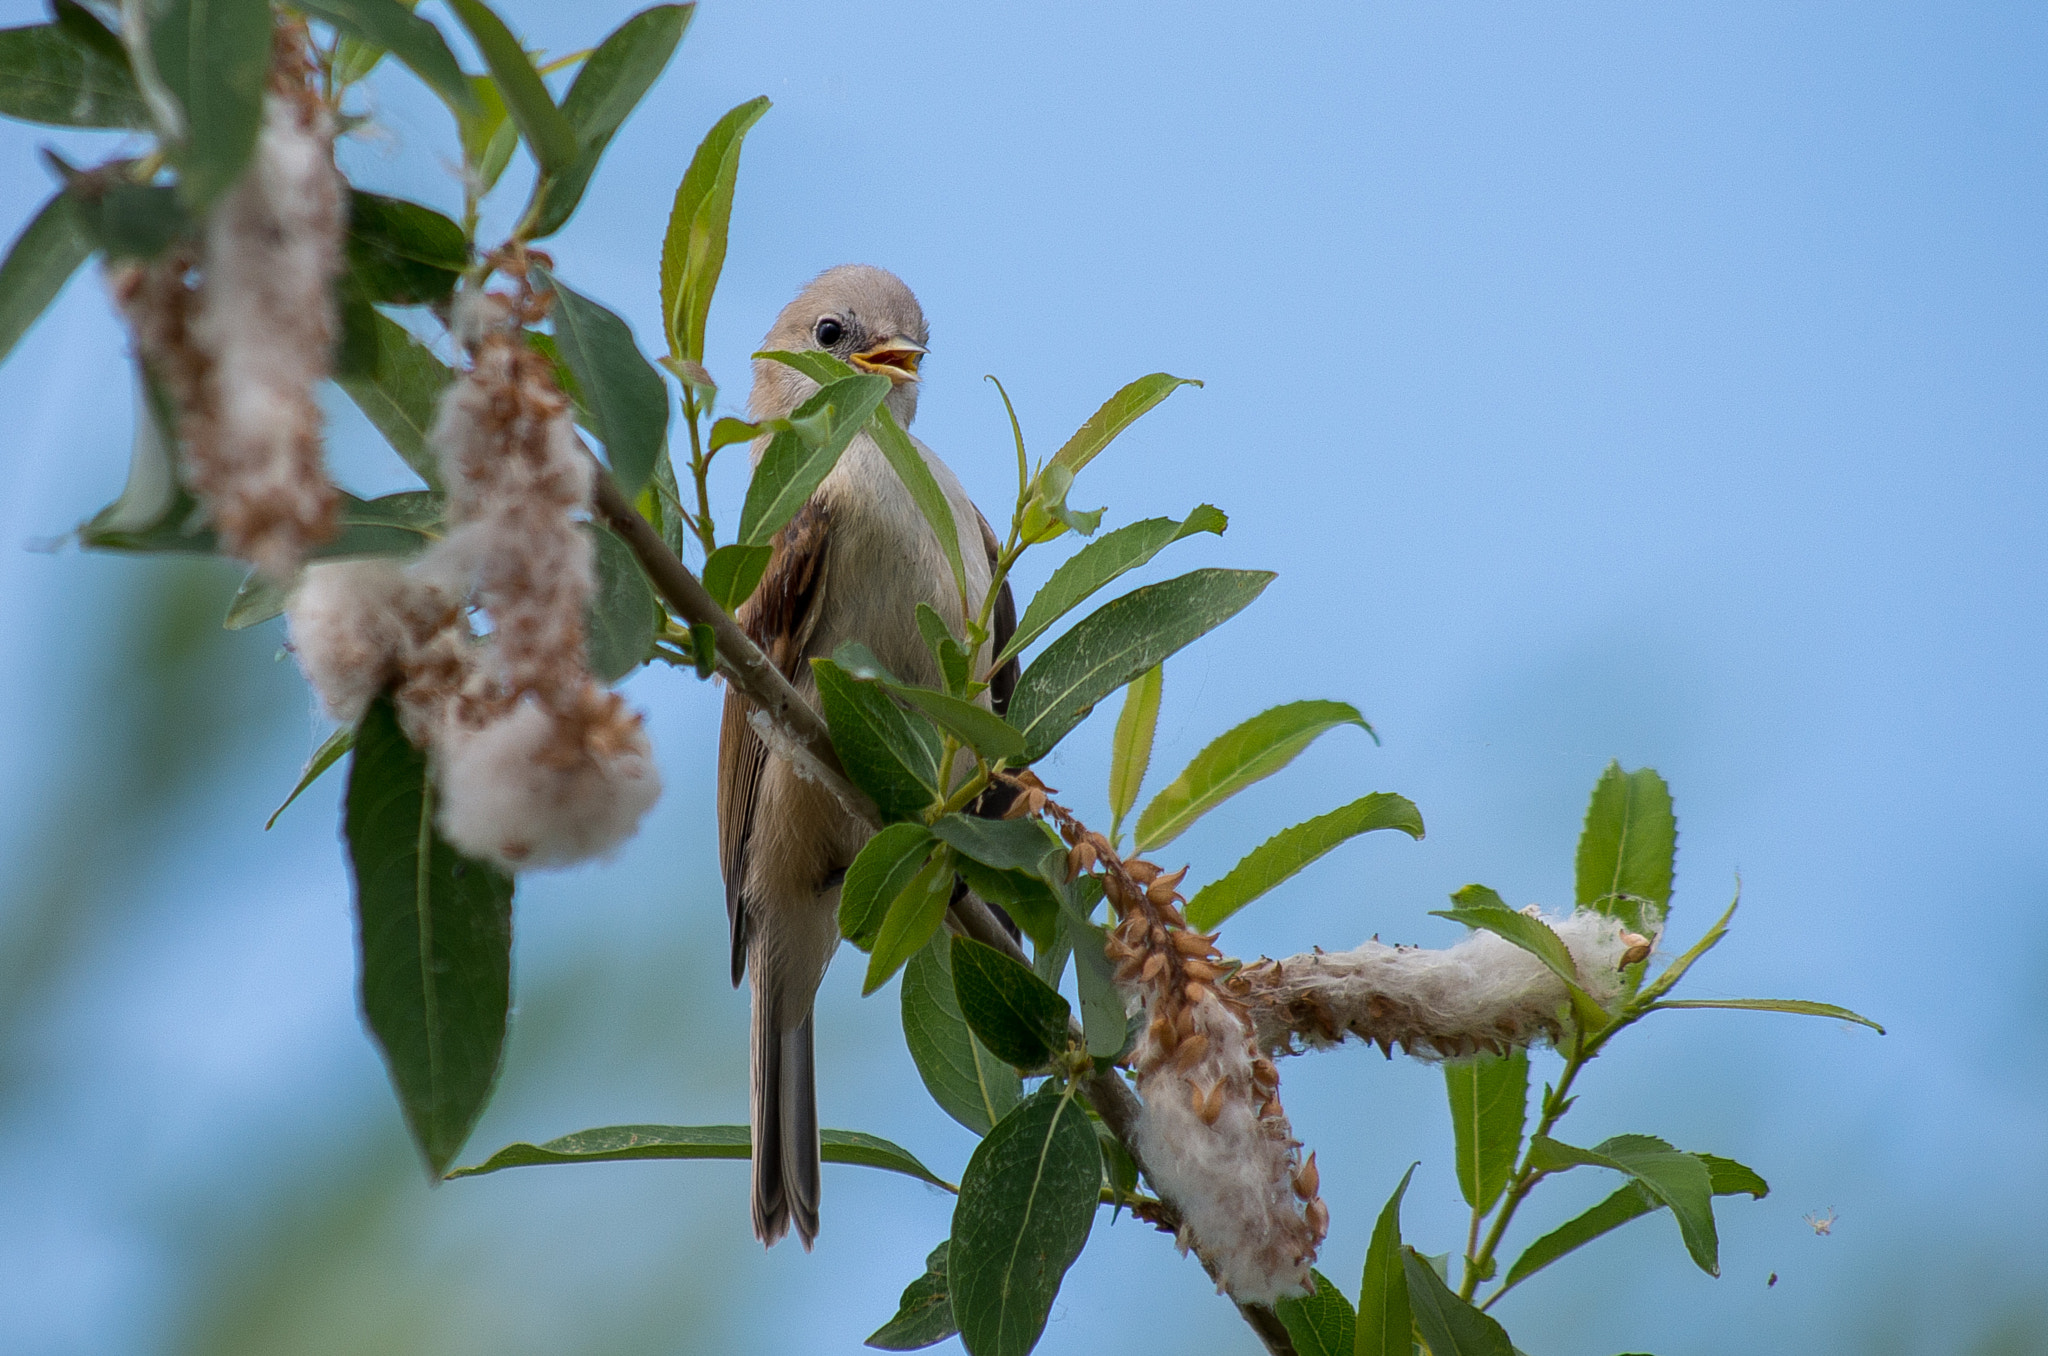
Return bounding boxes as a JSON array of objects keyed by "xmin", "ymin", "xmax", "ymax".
[{"xmin": 750, "ymin": 993, "xmax": 821, "ymax": 1248}]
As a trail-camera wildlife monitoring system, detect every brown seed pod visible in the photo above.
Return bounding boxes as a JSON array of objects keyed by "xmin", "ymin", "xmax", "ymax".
[
  {"xmin": 1182, "ymin": 958, "xmax": 1220, "ymax": 983},
  {"xmin": 1169, "ymin": 930, "xmax": 1216, "ymax": 957},
  {"xmin": 1294, "ymin": 1152, "xmax": 1320, "ymax": 1200},
  {"xmin": 1066, "ymin": 841, "xmax": 1097, "ymax": 880},
  {"xmin": 1149, "ymin": 1015, "xmax": 1178, "ymax": 1053},
  {"xmin": 1124, "ymin": 859, "xmax": 1161, "ymax": 885},
  {"xmin": 1304, "ymin": 1196, "xmax": 1329, "ymax": 1238},
  {"xmin": 1251, "ymin": 1057, "xmax": 1280, "ymax": 1090},
  {"xmin": 1172, "ymin": 1031, "xmax": 1211, "ymax": 1071},
  {"xmin": 1191, "ymin": 1080, "xmax": 1225, "ymax": 1125},
  {"xmin": 1620, "ymin": 942, "xmax": 1652, "ymax": 968},
  {"xmin": 1185, "ymin": 981, "xmax": 1211, "ymax": 1005},
  {"xmin": 1174, "ymin": 1006, "xmax": 1197, "ymax": 1038}
]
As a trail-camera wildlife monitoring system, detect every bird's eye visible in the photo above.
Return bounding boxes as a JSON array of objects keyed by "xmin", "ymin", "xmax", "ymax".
[{"xmin": 814, "ymin": 317, "xmax": 843, "ymax": 348}]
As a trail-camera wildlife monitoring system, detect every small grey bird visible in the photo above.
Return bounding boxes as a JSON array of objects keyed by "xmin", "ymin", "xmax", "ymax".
[{"xmin": 719, "ymin": 265, "xmax": 1017, "ymax": 1247}]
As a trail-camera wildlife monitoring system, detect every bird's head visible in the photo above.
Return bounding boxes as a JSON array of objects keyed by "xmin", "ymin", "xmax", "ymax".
[{"xmin": 752, "ymin": 264, "xmax": 929, "ymax": 428}]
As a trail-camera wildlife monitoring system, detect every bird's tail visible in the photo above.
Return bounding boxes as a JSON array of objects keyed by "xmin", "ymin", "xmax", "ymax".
[{"xmin": 750, "ymin": 989, "xmax": 820, "ymax": 1248}]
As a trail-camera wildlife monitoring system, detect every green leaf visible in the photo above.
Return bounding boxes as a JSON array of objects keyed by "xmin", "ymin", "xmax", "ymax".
[
  {"xmin": 831, "ymin": 640, "xmax": 1023, "ymax": 759},
  {"xmin": 1501, "ymin": 1153, "xmax": 1768, "ymax": 1297},
  {"xmin": 445, "ymin": 0, "xmax": 579, "ymax": 174},
  {"xmin": 709, "ymin": 415, "xmax": 760, "ymax": 450},
  {"xmin": 755, "ymin": 347, "xmax": 854, "ymax": 386},
  {"xmin": 536, "ymin": 267, "xmax": 669, "ymax": 498},
  {"xmin": 224, "ymin": 568, "xmax": 287, "ymax": 629},
  {"xmin": 1276, "ymin": 1269, "xmax": 1356, "ymax": 1356},
  {"xmin": 334, "ymin": 311, "xmax": 453, "ymax": 488},
  {"xmin": 916, "ymin": 604, "xmax": 972, "ymax": 694},
  {"xmin": 1066, "ymin": 914, "xmax": 1127, "ymax": 1059},
  {"xmin": 701, "ymin": 542, "xmax": 771, "ymax": 613},
  {"xmin": 950, "ymin": 935, "xmax": 1071, "ymax": 1070},
  {"xmin": 841, "ymin": 823, "xmax": 937, "ymax": 952},
  {"xmin": 1046, "ymin": 373, "xmax": 1201, "ymax": 478},
  {"xmin": 1135, "ymin": 699, "xmax": 1374, "ymax": 851},
  {"xmin": 59, "ymin": 168, "xmax": 190, "ymax": 262},
  {"xmin": 0, "ymin": 187, "xmax": 90, "ymax": 368},
  {"xmin": 1446, "ymin": 1049, "xmax": 1528, "ymax": 1216},
  {"xmin": 1574, "ymin": 762, "xmax": 1677, "ymax": 936},
  {"xmin": 345, "ymin": 190, "xmax": 466, "ymax": 307},
  {"xmin": 151, "ymin": 0, "xmax": 272, "ymax": 207},
  {"xmin": 870, "ymin": 404, "xmax": 967, "ymax": 598},
  {"xmin": 1357, "ymin": 1164, "xmax": 1415, "ymax": 1356},
  {"xmin": 1526, "ymin": 1134, "xmax": 1719, "ymax": 1275},
  {"xmin": 1186, "ymin": 792, "xmax": 1424, "ymax": 931},
  {"xmin": 1646, "ymin": 998, "xmax": 1886, "ymax": 1034},
  {"xmin": 1403, "ymin": 1249, "xmax": 1514, "ymax": 1356},
  {"xmin": 1432, "ymin": 887, "xmax": 1606, "ymax": 1030},
  {"xmin": 864, "ymin": 850, "xmax": 955, "ymax": 995},
  {"xmin": 454, "ymin": 73, "xmax": 518, "ymax": 194},
  {"xmin": 1008, "ymin": 568, "xmax": 1275, "ymax": 762},
  {"xmin": 1637, "ymin": 891, "xmax": 1737, "ymax": 1005},
  {"xmin": 868, "ymin": 1243, "xmax": 958, "ymax": 1351},
  {"xmin": 80, "ymin": 373, "xmax": 209, "ymax": 552},
  {"xmin": 0, "ymin": 17, "xmax": 147, "ymax": 129},
  {"xmin": 930, "ymin": 814, "xmax": 1062, "ymax": 875},
  {"xmin": 1106, "ymin": 663, "xmax": 1161, "ymax": 844},
  {"xmin": 447, "ymin": 1123, "xmax": 950, "ymax": 1189},
  {"xmin": 296, "ymin": 0, "xmax": 477, "ymax": 112},
  {"xmin": 902, "ymin": 930, "xmax": 1022, "ymax": 1136},
  {"xmin": 812, "ymin": 657, "xmax": 943, "ymax": 821},
  {"xmin": 585, "ymin": 524, "xmax": 656, "ymax": 680},
  {"xmin": 265, "ymin": 725, "xmax": 355, "ymax": 829},
  {"xmin": 952, "ymin": 857, "xmax": 1060, "ymax": 954},
  {"xmin": 737, "ymin": 374, "xmax": 891, "ymax": 545},
  {"xmin": 1001, "ymin": 507, "xmax": 1226, "ymax": 666},
  {"xmin": 948, "ymin": 1084, "xmax": 1100, "ymax": 1356},
  {"xmin": 346, "ymin": 696, "xmax": 515, "ymax": 1178},
  {"xmin": 527, "ymin": 3, "xmax": 692, "ymax": 239},
  {"xmin": 660, "ymin": 95, "xmax": 770, "ymax": 363}
]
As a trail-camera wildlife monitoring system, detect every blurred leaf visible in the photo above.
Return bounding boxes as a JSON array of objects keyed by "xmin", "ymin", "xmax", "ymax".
[
  {"xmin": 1045, "ymin": 373, "xmax": 1201, "ymax": 478},
  {"xmin": 448, "ymin": 1123, "xmax": 950, "ymax": 1188},
  {"xmin": 334, "ymin": 311, "xmax": 452, "ymax": 488},
  {"xmin": 1358, "ymin": 1164, "xmax": 1416, "ymax": 1356},
  {"xmin": 1501, "ymin": 1154, "xmax": 1768, "ymax": 1296},
  {"xmin": 948, "ymin": 1084, "xmax": 1099, "ymax": 1356},
  {"xmin": 265, "ymin": 726, "xmax": 354, "ymax": 829},
  {"xmin": 296, "ymin": 0, "xmax": 476, "ymax": 112},
  {"xmin": 0, "ymin": 15, "xmax": 146, "ymax": 129},
  {"xmin": 1106, "ymin": 662, "xmax": 1160, "ymax": 843},
  {"xmin": 80, "ymin": 372, "xmax": 209, "ymax": 551},
  {"xmin": 347, "ymin": 696, "xmax": 514, "ymax": 1178},
  {"xmin": 1446, "ymin": 1049, "xmax": 1528, "ymax": 1216},
  {"xmin": 930, "ymin": 813, "xmax": 1062, "ymax": 875},
  {"xmin": 1403, "ymin": 1249, "xmax": 1514, "ymax": 1356},
  {"xmin": 661, "ymin": 94, "xmax": 769, "ymax": 362},
  {"xmin": 1001, "ymin": 507, "xmax": 1226, "ymax": 666},
  {"xmin": 738, "ymin": 373, "xmax": 890, "ymax": 544},
  {"xmin": 454, "ymin": 73, "xmax": 518, "ymax": 194},
  {"xmin": 0, "ymin": 187, "xmax": 90, "ymax": 367},
  {"xmin": 56, "ymin": 160, "xmax": 191, "ymax": 261},
  {"xmin": 902, "ymin": 929, "xmax": 1021, "ymax": 1136},
  {"xmin": 151, "ymin": 0, "xmax": 272, "ymax": 207},
  {"xmin": 950, "ymin": 935, "xmax": 1070, "ymax": 1070},
  {"xmin": 812, "ymin": 657, "xmax": 943, "ymax": 821},
  {"xmin": 1574, "ymin": 761, "xmax": 1677, "ymax": 936},
  {"xmin": 585, "ymin": 523, "xmax": 656, "ymax": 680},
  {"xmin": 1009, "ymin": 568, "xmax": 1274, "ymax": 762},
  {"xmin": 841, "ymin": 822, "xmax": 936, "ymax": 952},
  {"xmin": 709, "ymin": 414, "xmax": 760, "ymax": 449},
  {"xmin": 1275, "ymin": 1269, "xmax": 1355, "ymax": 1356},
  {"xmin": 864, "ymin": 849, "xmax": 955, "ymax": 995},
  {"xmin": 1646, "ymin": 997, "xmax": 1885, "ymax": 1034},
  {"xmin": 1526, "ymin": 1134, "xmax": 1719, "ymax": 1275},
  {"xmin": 1066, "ymin": 913, "xmax": 1126, "ymax": 1059},
  {"xmin": 868, "ymin": 1243, "xmax": 958, "ymax": 1351},
  {"xmin": 223, "ymin": 568, "xmax": 286, "ymax": 629},
  {"xmin": 1186, "ymin": 792, "xmax": 1423, "ymax": 930},
  {"xmin": 445, "ymin": 0, "xmax": 579, "ymax": 174},
  {"xmin": 1433, "ymin": 886, "xmax": 1607, "ymax": 1030},
  {"xmin": 528, "ymin": 3, "xmax": 692, "ymax": 238},
  {"xmin": 536, "ymin": 267, "xmax": 668, "ymax": 497},
  {"xmin": 1135, "ymin": 699, "xmax": 1374, "ymax": 851},
  {"xmin": 344, "ymin": 190, "xmax": 465, "ymax": 307},
  {"xmin": 871, "ymin": 404, "xmax": 967, "ymax": 598},
  {"xmin": 702, "ymin": 541, "xmax": 771, "ymax": 612}
]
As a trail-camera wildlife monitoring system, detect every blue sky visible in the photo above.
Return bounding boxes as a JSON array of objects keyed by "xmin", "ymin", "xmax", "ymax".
[{"xmin": 0, "ymin": 2, "xmax": 2042, "ymax": 1353}]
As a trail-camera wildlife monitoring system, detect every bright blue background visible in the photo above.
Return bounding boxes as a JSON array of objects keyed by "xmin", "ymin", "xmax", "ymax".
[{"xmin": 0, "ymin": 2, "xmax": 2041, "ymax": 1352}]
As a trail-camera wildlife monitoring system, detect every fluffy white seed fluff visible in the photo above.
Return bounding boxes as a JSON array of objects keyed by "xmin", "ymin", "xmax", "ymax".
[{"xmin": 285, "ymin": 559, "xmax": 414, "ymax": 723}]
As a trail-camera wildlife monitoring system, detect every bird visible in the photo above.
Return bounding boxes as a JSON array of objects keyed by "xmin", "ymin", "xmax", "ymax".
[{"xmin": 718, "ymin": 265, "xmax": 1017, "ymax": 1247}]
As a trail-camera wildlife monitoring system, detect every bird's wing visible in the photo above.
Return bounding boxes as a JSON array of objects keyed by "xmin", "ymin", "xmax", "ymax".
[
  {"xmin": 719, "ymin": 499, "xmax": 834, "ymax": 986},
  {"xmin": 980, "ymin": 510, "xmax": 1018, "ymax": 717}
]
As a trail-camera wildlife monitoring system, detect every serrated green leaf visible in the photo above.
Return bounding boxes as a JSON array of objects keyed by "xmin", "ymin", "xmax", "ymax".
[
  {"xmin": 1446, "ymin": 1049, "xmax": 1528, "ymax": 1216},
  {"xmin": 347, "ymin": 696, "xmax": 515, "ymax": 1178},
  {"xmin": 1575, "ymin": 761, "xmax": 1677, "ymax": 936},
  {"xmin": 345, "ymin": 190, "xmax": 466, "ymax": 307},
  {"xmin": 868, "ymin": 1242, "xmax": 958, "ymax": 1351},
  {"xmin": 1046, "ymin": 373, "xmax": 1200, "ymax": 478},
  {"xmin": 1106, "ymin": 663, "xmax": 1161, "ymax": 844},
  {"xmin": 1647, "ymin": 997, "xmax": 1885, "ymax": 1034},
  {"xmin": 948, "ymin": 1084, "xmax": 1099, "ymax": 1356},
  {"xmin": 737, "ymin": 374, "xmax": 890, "ymax": 544},
  {"xmin": 1002, "ymin": 507, "xmax": 1225, "ymax": 667},
  {"xmin": 1526, "ymin": 1134, "xmax": 1719, "ymax": 1275},
  {"xmin": 265, "ymin": 725, "xmax": 355, "ymax": 829},
  {"xmin": 334, "ymin": 311, "xmax": 452, "ymax": 488},
  {"xmin": 1404, "ymin": 1249, "xmax": 1514, "ymax": 1356},
  {"xmin": 1433, "ymin": 887, "xmax": 1606, "ymax": 1029},
  {"xmin": 841, "ymin": 823, "xmax": 936, "ymax": 952},
  {"xmin": 812, "ymin": 657, "xmax": 943, "ymax": 822},
  {"xmin": 702, "ymin": 541, "xmax": 771, "ymax": 613},
  {"xmin": 1358, "ymin": 1164, "xmax": 1415, "ymax": 1356},
  {"xmin": 1186, "ymin": 792, "xmax": 1423, "ymax": 930},
  {"xmin": 1136, "ymin": 699, "xmax": 1374, "ymax": 851},
  {"xmin": 863, "ymin": 850, "xmax": 954, "ymax": 995},
  {"xmin": 586, "ymin": 523, "xmax": 656, "ymax": 680},
  {"xmin": 527, "ymin": 3, "xmax": 691, "ymax": 239},
  {"xmin": 0, "ymin": 17, "xmax": 146, "ymax": 129},
  {"xmin": 151, "ymin": 0, "xmax": 272, "ymax": 207},
  {"xmin": 950, "ymin": 935, "xmax": 1070, "ymax": 1070},
  {"xmin": 446, "ymin": 1123, "xmax": 950, "ymax": 1188},
  {"xmin": 0, "ymin": 187, "xmax": 90, "ymax": 368},
  {"xmin": 445, "ymin": 0, "xmax": 579, "ymax": 174},
  {"xmin": 661, "ymin": 95, "xmax": 769, "ymax": 363},
  {"xmin": 1009, "ymin": 568, "xmax": 1274, "ymax": 762},
  {"xmin": 902, "ymin": 930, "xmax": 1021, "ymax": 1136},
  {"xmin": 536, "ymin": 267, "xmax": 668, "ymax": 498},
  {"xmin": 297, "ymin": 0, "xmax": 476, "ymax": 112},
  {"xmin": 1276, "ymin": 1269, "xmax": 1356, "ymax": 1356}
]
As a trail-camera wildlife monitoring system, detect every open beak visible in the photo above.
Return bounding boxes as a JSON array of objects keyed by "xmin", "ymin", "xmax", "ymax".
[{"xmin": 850, "ymin": 338, "xmax": 926, "ymax": 385}]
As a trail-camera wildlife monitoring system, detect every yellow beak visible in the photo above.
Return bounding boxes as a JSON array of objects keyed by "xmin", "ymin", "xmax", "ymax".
[{"xmin": 849, "ymin": 339, "xmax": 926, "ymax": 384}]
